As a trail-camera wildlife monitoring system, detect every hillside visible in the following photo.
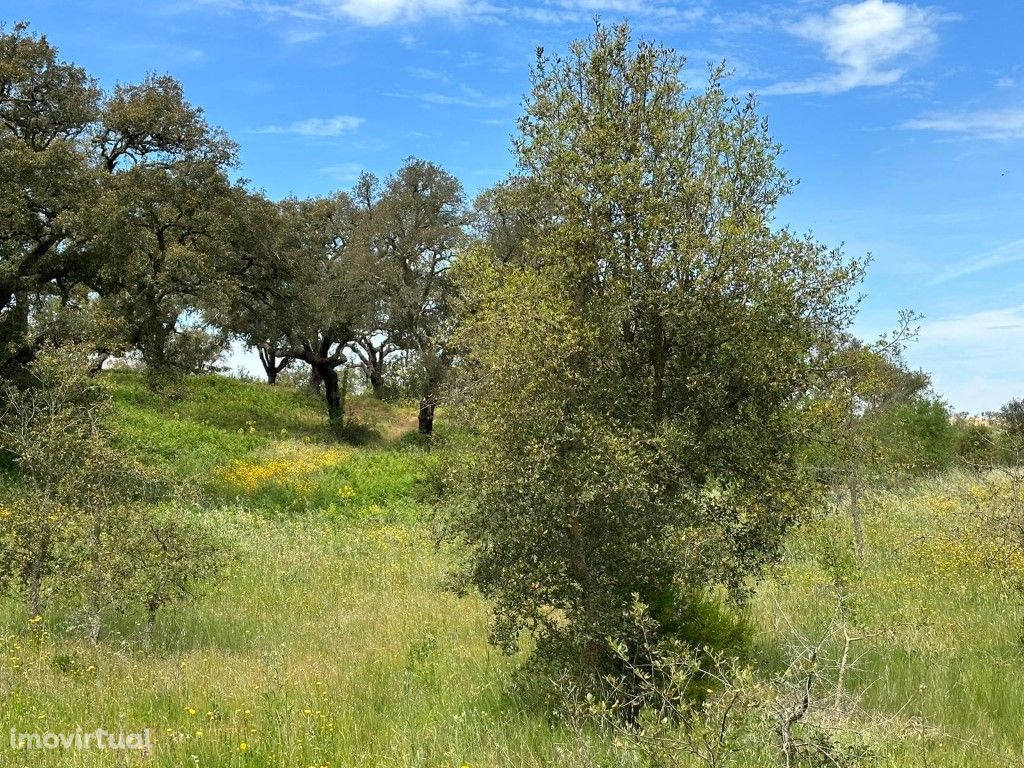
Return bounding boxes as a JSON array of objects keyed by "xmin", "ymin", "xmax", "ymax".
[{"xmin": 0, "ymin": 373, "xmax": 1021, "ymax": 767}]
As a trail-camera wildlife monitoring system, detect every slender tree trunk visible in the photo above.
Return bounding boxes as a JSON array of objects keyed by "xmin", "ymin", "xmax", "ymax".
[
  {"xmin": 88, "ymin": 607, "xmax": 101, "ymax": 646},
  {"xmin": 567, "ymin": 519, "xmax": 603, "ymax": 675},
  {"xmin": 849, "ymin": 474, "xmax": 866, "ymax": 559},
  {"xmin": 88, "ymin": 516, "xmax": 102, "ymax": 646},
  {"xmin": 27, "ymin": 551, "xmax": 45, "ymax": 621},
  {"xmin": 26, "ymin": 527, "xmax": 51, "ymax": 621},
  {"xmin": 835, "ymin": 628, "xmax": 853, "ymax": 708},
  {"xmin": 145, "ymin": 594, "xmax": 161, "ymax": 646},
  {"xmin": 651, "ymin": 324, "xmax": 668, "ymax": 422}
]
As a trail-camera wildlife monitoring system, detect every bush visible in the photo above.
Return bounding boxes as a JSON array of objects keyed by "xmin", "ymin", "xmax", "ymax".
[
  {"xmin": 560, "ymin": 599, "xmax": 889, "ymax": 768},
  {"xmin": 953, "ymin": 417, "xmax": 1000, "ymax": 467},
  {"xmin": 876, "ymin": 396, "xmax": 957, "ymax": 475},
  {"xmin": 0, "ymin": 344, "xmax": 230, "ymax": 642}
]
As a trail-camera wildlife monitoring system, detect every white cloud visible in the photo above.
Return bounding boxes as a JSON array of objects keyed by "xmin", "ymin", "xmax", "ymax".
[
  {"xmin": 323, "ymin": 0, "xmax": 478, "ymax": 25},
  {"xmin": 514, "ymin": 0, "xmax": 705, "ymax": 27},
  {"xmin": 283, "ymin": 28, "xmax": 326, "ymax": 43},
  {"xmin": 902, "ymin": 107, "xmax": 1024, "ymax": 140},
  {"xmin": 764, "ymin": 0, "xmax": 949, "ymax": 95},
  {"xmin": 407, "ymin": 66, "xmax": 453, "ymax": 85},
  {"xmin": 253, "ymin": 115, "xmax": 364, "ymax": 136},
  {"xmin": 921, "ymin": 306, "xmax": 1024, "ymax": 346},
  {"xmin": 187, "ymin": 0, "xmax": 494, "ymax": 26},
  {"xmin": 388, "ymin": 84, "xmax": 510, "ymax": 108},
  {"xmin": 930, "ymin": 239, "xmax": 1024, "ymax": 284},
  {"xmin": 189, "ymin": 0, "xmax": 703, "ymax": 28},
  {"xmin": 189, "ymin": 0, "xmax": 324, "ymax": 21},
  {"xmin": 915, "ymin": 305, "xmax": 1024, "ymax": 412}
]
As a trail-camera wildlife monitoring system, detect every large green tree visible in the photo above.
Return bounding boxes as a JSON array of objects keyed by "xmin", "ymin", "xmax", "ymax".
[
  {"xmin": 217, "ymin": 189, "xmax": 296, "ymax": 385},
  {"xmin": 445, "ymin": 24, "xmax": 863, "ymax": 677},
  {"xmin": 233, "ymin": 193, "xmax": 376, "ymax": 424},
  {"xmin": 0, "ymin": 23, "xmax": 101, "ymax": 380},
  {"xmin": 89, "ymin": 74, "xmax": 239, "ymax": 381}
]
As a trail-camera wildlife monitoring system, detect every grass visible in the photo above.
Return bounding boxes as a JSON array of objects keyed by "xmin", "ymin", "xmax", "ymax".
[
  {"xmin": 758, "ymin": 474, "xmax": 1024, "ymax": 766},
  {"xmin": 0, "ymin": 512, "xmax": 599, "ymax": 767},
  {"xmin": 107, "ymin": 372, "xmax": 436, "ymax": 519},
  {"xmin": 1, "ymin": 372, "xmax": 1022, "ymax": 766}
]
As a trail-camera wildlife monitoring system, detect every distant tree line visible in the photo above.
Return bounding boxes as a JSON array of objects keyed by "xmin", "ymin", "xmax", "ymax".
[{"xmin": 0, "ymin": 21, "xmax": 465, "ymax": 434}]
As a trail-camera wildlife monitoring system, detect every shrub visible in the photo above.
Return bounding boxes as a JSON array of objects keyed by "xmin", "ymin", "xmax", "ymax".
[{"xmin": 0, "ymin": 344, "xmax": 230, "ymax": 642}]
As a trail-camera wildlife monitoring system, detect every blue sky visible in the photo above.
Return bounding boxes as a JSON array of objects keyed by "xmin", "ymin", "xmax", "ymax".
[{"xmin": 4, "ymin": 0, "xmax": 1021, "ymax": 413}]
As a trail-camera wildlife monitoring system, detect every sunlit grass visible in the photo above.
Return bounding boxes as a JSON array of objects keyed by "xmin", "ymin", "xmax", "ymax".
[
  {"xmin": 0, "ymin": 510, "xmax": 607, "ymax": 767},
  {"xmin": 758, "ymin": 471, "xmax": 1024, "ymax": 766},
  {"xmin": 1, "ymin": 373, "xmax": 1022, "ymax": 766}
]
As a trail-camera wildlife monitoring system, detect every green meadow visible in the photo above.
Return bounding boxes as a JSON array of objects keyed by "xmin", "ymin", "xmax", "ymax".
[{"xmin": 0, "ymin": 373, "xmax": 1021, "ymax": 767}]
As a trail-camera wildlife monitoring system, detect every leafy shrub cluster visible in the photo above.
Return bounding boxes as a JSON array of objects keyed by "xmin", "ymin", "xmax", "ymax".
[{"xmin": 0, "ymin": 346, "xmax": 229, "ymax": 643}]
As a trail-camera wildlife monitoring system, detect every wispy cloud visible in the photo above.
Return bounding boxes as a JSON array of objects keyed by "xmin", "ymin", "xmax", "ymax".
[
  {"xmin": 919, "ymin": 305, "xmax": 1024, "ymax": 347},
  {"xmin": 253, "ymin": 115, "xmax": 364, "ymax": 136},
  {"xmin": 513, "ymin": 0, "xmax": 705, "ymax": 27},
  {"xmin": 388, "ymin": 84, "xmax": 510, "ymax": 109},
  {"xmin": 902, "ymin": 107, "xmax": 1024, "ymax": 140},
  {"xmin": 407, "ymin": 66, "xmax": 453, "ymax": 86},
  {"xmin": 188, "ymin": 0, "xmax": 704, "ymax": 29},
  {"xmin": 764, "ymin": 0, "xmax": 951, "ymax": 96},
  {"xmin": 187, "ymin": 0, "xmax": 325, "ymax": 21},
  {"xmin": 915, "ymin": 305, "xmax": 1024, "ymax": 412},
  {"xmin": 185, "ymin": 0, "xmax": 495, "ymax": 25},
  {"xmin": 109, "ymin": 40, "xmax": 208, "ymax": 63},
  {"xmin": 283, "ymin": 28, "xmax": 326, "ymax": 43},
  {"xmin": 323, "ymin": 0, "xmax": 491, "ymax": 25},
  {"xmin": 930, "ymin": 239, "xmax": 1024, "ymax": 284}
]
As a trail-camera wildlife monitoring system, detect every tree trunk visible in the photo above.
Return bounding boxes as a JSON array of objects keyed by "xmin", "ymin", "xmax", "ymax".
[
  {"xmin": 308, "ymin": 365, "xmax": 323, "ymax": 396},
  {"xmin": 27, "ymin": 556, "xmax": 44, "ymax": 622},
  {"xmin": 258, "ymin": 346, "xmax": 290, "ymax": 385},
  {"xmin": 370, "ymin": 370, "xmax": 385, "ymax": 399},
  {"xmin": 88, "ymin": 608, "xmax": 101, "ymax": 646},
  {"xmin": 88, "ymin": 516, "xmax": 102, "ymax": 646},
  {"xmin": 144, "ymin": 594, "xmax": 161, "ymax": 646},
  {"xmin": 651, "ymin": 323, "xmax": 668, "ymax": 422},
  {"xmin": 849, "ymin": 475, "xmax": 866, "ymax": 559},
  {"xmin": 418, "ymin": 398, "xmax": 435, "ymax": 435},
  {"xmin": 26, "ymin": 527, "xmax": 51, "ymax": 622},
  {"xmin": 353, "ymin": 336, "xmax": 388, "ymax": 399},
  {"xmin": 141, "ymin": 311, "xmax": 174, "ymax": 387},
  {"xmin": 319, "ymin": 365, "xmax": 343, "ymax": 425}
]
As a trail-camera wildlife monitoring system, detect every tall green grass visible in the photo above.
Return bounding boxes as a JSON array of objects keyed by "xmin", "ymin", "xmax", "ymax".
[
  {"xmin": 758, "ymin": 473, "xmax": 1024, "ymax": 766},
  {"xmin": 0, "ymin": 373, "xmax": 1021, "ymax": 766}
]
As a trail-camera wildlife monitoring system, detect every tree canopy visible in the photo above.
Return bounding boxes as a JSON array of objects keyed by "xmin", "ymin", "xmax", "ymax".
[{"xmin": 445, "ymin": 22, "xmax": 864, "ymax": 676}]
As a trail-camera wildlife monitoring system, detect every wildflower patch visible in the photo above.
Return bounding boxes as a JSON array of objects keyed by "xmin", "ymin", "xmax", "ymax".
[{"xmin": 218, "ymin": 445, "xmax": 352, "ymax": 494}]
